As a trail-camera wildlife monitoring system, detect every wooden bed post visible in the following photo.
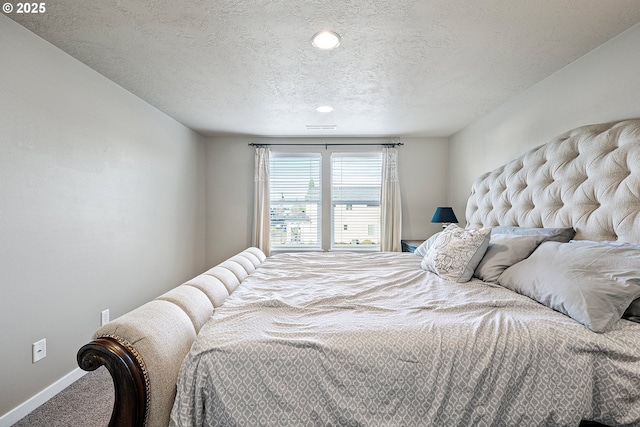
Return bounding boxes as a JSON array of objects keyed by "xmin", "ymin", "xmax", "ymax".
[{"xmin": 77, "ymin": 337, "xmax": 148, "ymax": 427}]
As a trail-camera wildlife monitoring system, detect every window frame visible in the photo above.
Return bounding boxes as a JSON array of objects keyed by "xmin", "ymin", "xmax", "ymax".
[
  {"xmin": 330, "ymin": 152, "xmax": 383, "ymax": 252},
  {"xmin": 268, "ymin": 151, "xmax": 323, "ymax": 253},
  {"xmin": 268, "ymin": 146, "xmax": 384, "ymax": 253}
]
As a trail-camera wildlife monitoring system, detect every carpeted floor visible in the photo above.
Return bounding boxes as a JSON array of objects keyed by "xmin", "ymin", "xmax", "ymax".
[{"xmin": 13, "ymin": 367, "xmax": 113, "ymax": 427}]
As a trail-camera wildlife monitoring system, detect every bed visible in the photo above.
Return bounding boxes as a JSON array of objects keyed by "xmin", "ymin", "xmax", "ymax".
[
  {"xmin": 170, "ymin": 249, "xmax": 640, "ymax": 426},
  {"xmin": 79, "ymin": 118, "xmax": 640, "ymax": 427}
]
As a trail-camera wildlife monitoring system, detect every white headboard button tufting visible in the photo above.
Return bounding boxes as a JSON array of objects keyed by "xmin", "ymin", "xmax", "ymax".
[{"xmin": 466, "ymin": 119, "xmax": 640, "ymax": 243}]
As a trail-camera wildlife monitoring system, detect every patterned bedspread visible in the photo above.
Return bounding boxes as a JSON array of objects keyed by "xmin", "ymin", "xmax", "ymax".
[{"xmin": 170, "ymin": 252, "xmax": 640, "ymax": 426}]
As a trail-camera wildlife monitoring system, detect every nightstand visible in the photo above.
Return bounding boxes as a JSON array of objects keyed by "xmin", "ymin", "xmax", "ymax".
[{"xmin": 401, "ymin": 239, "xmax": 424, "ymax": 253}]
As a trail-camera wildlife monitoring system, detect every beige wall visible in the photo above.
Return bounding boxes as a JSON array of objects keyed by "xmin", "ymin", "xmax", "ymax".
[
  {"xmin": 0, "ymin": 15, "xmax": 207, "ymax": 418},
  {"xmin": 449, "ymin": 23, "xmax": 640, "ymax": 222},
  {"xmin": 205, "ymin": 136, "xmax": 450, "ymax": 266}
]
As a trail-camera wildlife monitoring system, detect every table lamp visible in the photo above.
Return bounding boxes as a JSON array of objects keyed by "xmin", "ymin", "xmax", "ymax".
[{"xmin": 431, "ymin": 207, "xmax": 458, "ymax": 229}]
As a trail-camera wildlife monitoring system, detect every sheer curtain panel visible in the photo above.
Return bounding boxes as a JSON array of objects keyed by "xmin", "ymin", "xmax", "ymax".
[
  {"xmin": 381, "ymin": 147, "xmax": 402, "ymax": 251},
  {"xmin": 253, "ymin": 147, "xmax": 270, "ymax": 254}
]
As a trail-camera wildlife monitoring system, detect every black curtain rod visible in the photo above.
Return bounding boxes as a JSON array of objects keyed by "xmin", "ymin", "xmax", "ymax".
[{"xmin": 248, "ymin": 142, "xmax": 403, "ymax": 148}]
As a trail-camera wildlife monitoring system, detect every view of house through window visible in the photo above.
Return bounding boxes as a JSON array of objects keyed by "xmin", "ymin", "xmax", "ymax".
[
  {"xmin": 269, "ymin": 151, "xmax": 382, "ymax": 252},
  {"xmin": 331, "ymin": 153, "xmax": 382, "ymax": 250}
]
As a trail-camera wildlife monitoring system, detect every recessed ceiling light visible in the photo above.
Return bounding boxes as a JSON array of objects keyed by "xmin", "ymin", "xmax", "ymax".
[
  {"xmin": 311, "ymin": 31, "xmax": 341, "ymax": 50},
  {"xmin": 316, "ymin": 105, "xmax": 334, "ymax": 113}
]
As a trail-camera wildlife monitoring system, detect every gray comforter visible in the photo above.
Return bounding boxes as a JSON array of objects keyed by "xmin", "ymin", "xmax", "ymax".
[{"xmin": 170, "ymin": 252, "xmax": 640, "ymax": 426}]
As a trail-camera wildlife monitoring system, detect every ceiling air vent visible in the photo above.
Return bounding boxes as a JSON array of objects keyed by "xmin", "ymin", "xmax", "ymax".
[{"xmin": 306, "ymin": 124, "xmax": 337, "ymax": 130}]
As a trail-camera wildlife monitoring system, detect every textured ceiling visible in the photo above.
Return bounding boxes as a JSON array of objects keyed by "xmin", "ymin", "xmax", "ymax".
[{"xmin": 8, "ymin": 1, "xmax": 640, "ymax": 137}]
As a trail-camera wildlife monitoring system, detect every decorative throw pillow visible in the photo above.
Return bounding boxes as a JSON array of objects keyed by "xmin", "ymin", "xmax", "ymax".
[
  {"xmin": 414, "ymin": 232, "xmax": 442, "ymax": 257},
  {"xmin": 498, "ymin": 241, "xmax": 640, "ymax": 333},
  {"xmin": 491, "ymin": 225, "xmax": 576, "ymax": 243},
  {"xmin": 474, "ymin": 234, "xmax": 546, "ymax": 283},
  {"xmin": 421, "ymin": 224, "xmax": 491, "ymax": 283}
]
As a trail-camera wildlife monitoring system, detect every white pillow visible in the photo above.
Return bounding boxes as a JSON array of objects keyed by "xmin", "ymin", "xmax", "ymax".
[
  {"xmin": 569, "ymin": 240, "xmax": 640, "ymax": 322},
  {"xmin": 421, "ymin": 224, "xmax": 491, "ymax": 283},
  {"xmin": 414, "ymin": 232, "xmax": 442, "ymax": 257},
  {"xmin": 499, "ymin": 241, "xmax": 640, "ymax": 332},
  {"xmin": 569, "ymin": 239, "xmax": 640, "ymax": 250},
  {"xmin": 474, "ymin": 234, "xmax": 546, "ymax": 283}
]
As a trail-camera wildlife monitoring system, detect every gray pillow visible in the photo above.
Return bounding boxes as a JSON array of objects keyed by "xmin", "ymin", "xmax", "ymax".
[
  {"xmin": 492, "ymin": 226, "xmax": 576, "ymax": 243},
  {"xmin": 474, "ymin": 234, "xmax": 546, "ymax": 283},
  {"xmin": 421, "ymin": 225, "xmax": 491, "ymax": 283},
  {"xmin": 414, "ymin": 232, "xmax": 442, "ymax": 257},
  {"xmin": 498, "ymin": 241, "xmax": 640, "ymax": 332}
]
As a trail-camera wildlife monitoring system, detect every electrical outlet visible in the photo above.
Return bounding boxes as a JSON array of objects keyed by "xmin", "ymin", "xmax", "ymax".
[
  {"xmin": 101, "ymin": 309, "xmax": 110, "ymax": 326},
  {"xmin": 32, "ymin": 339, "xmax": 46, "ymax": 363}
]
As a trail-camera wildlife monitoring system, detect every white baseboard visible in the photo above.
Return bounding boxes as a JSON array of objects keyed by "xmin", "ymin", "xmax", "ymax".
[{"xmin": 0, "ymin": 368, "xmax": 86, "ymax": 427}]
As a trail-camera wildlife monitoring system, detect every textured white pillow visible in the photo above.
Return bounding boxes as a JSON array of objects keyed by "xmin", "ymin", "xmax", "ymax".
[
  {"xmin": 474, "ymin": 234, "xmax": 546, "ymax": 283},
  {"xmin": 421, "ymin": 224, "xmax": 491, "ymax": 283}
]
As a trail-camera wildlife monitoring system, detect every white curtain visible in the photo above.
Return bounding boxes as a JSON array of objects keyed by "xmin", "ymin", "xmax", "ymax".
[
  {"xmin": 381, "ymin": 146, "xmax": 402, "ymax": 252},
  {"xmin": 252, "ymin": 147, "xmax": 270, "ymax": 255}
]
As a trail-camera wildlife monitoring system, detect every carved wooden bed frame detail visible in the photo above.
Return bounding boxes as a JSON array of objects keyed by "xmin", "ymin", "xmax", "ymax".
[{"xmin": 77, "ymin": 336, "xmax": 148, "ymax": 427}]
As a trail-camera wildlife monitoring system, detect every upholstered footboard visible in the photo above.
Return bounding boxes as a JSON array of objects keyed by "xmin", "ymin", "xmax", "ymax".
[{"xmin": 76, "ymin": 247, "xmax": 266, "ymax": 427}]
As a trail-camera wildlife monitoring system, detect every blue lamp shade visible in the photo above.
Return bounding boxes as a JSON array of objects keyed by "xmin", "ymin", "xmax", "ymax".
[{"xmin": 431, "ymin": 207, "xmax": 458, "ymax": 224}]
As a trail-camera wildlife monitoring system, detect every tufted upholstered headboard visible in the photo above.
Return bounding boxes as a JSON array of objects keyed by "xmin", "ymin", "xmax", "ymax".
[{"xmin": 466, "ymin": 119, "xmax": 640, "ymax": 243}]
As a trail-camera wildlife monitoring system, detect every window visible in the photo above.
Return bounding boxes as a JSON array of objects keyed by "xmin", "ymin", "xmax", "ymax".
[
  {"xmin": 268, "ymin": 150, "xmax": 382, "ymax": 252},
  {"xmin": 331, "ymin": 153, "xmax": 382, "ymax": 250},
  {"xmin": 269, "ymin": 153, "xmax": 322, "ymax": 250}
]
